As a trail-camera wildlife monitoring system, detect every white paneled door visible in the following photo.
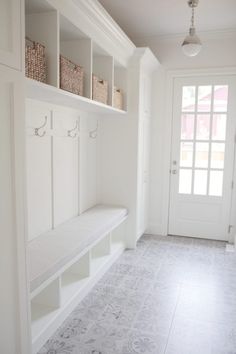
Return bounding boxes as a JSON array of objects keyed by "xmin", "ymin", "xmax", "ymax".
[{"xmin": 169, "ymin": 76, "xmax": 236, "ymax": 240}]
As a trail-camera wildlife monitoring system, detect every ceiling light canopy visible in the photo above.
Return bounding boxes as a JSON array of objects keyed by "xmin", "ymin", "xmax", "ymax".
[{"xmin": 182, "ymin": 0, "xmax": 202, "ymax": 57}]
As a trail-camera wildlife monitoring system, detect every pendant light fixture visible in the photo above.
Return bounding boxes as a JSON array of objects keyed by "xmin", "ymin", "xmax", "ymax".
[{"xmin": 182, "ymin": 0, "xmax": 202, "ymax": 57}]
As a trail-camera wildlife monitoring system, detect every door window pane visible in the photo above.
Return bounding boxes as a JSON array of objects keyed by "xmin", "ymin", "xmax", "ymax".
[
  {"xmin": 179, "ymin": 169, "xmax": 192, "ymax": 194},
  {"xmin": 180, "ymin": 142, "xmax": 193, "ymax": 167},
  {"xmin": 196, "ymin": 114, "xmax": 210, "ymax": 140},
  {"xmin": 213, "ymin": 85, "xmax": 228, "ymax": 112},
  {"xmin": 194, "ymin": 170, "xmax": 208, "ymax": 195},
  {"xmin": 182, "ymin": 86, "xmax": 196, "ymax": 112},
  {"xmin": 209, "ymin": 170, "xmax": 223, "ymax": 196},
  {"xmin": 195, "ymin": 143, "xmax": 209, "ymax": 168},
  {"xmin": 181, "ymin": 114, "xmax": 194, "ymax": 140},
  {"xmin": 211, "ymin": 143, "xmax": 225, "ymax": 169},
  {"xmin": 197, "ymin": 86, "xmax": 212, "ymax": 112},
  {"xmin": 212, "ymin": 114, "xmax": 227, "ymax": 141}
]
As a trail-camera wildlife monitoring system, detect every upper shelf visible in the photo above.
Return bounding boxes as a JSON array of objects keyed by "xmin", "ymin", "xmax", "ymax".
[
  {"xmin": 25, "ymin": 0, "xmax": 128, "ymax": 113},
  {"xmin": 25, "ymin": 78, "xmax": 127, "ymax": 115},
  {"xmin": 25, "ymin": 0, "xmax": 135, "ymax": 67}
]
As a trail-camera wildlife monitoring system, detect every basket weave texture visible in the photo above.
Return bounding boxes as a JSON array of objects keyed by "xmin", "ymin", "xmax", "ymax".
[
  {"xmin": 60, "ymin": 55, "xmax": 84, "ymax": 96},
  {"xmin": 113, "ymin": 87, "xmax": 123, "ymax": 110},
  {"xmin": 92, "ymin": 75, "xmax": 108, "ymax": 105},
  {"xmin": 25, "ymin": 38, "xmax": 46, "ymax": 83}
]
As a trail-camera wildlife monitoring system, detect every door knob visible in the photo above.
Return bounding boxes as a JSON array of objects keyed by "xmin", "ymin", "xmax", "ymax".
[{"xmin": 172, "ymin": 170, "xmax": 178, "ymax": 174}]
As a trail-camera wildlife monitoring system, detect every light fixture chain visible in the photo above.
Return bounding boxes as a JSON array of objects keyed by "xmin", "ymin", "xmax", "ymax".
[{"xmin": 191, "ymin": 6, "xmax": 195, "ymax": 28}]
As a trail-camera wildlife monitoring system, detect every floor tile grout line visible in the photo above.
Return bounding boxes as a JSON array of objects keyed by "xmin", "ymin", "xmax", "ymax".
[{"xmin": 163, "ymin": 282, "xmax": 183, "ymax": 354}]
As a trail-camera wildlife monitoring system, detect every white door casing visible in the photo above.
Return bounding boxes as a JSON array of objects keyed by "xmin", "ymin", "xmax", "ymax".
[{"xmin": 169, "ymin": 76, "xmax": 236, "ymax": 240}]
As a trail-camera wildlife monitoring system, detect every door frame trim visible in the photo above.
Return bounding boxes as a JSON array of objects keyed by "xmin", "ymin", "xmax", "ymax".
[{"xmin": 161, "ymin": 67, "xmax": 236, "ymax": 241}]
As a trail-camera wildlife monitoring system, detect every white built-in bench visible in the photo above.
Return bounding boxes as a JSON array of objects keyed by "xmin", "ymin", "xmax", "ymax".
[{"xmin": 29, "ymin": 204, "xmax": 128, "ymax": 353}]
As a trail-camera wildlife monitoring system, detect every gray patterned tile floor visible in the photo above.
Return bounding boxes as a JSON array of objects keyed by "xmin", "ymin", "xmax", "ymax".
[{"xmin": 38, "ymin": 235, "xmax": 236, "ymax": 354}]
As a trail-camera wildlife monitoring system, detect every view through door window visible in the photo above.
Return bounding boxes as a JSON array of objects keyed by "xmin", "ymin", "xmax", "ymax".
[{"xmin": 179, "ymin": 85, "xmax": 228, "ymax": 196}]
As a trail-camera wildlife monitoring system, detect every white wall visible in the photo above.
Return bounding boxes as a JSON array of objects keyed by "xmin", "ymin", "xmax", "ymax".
[{"xmin": 132, "ymin": 30, "xmax": 236, "ymax": 236}]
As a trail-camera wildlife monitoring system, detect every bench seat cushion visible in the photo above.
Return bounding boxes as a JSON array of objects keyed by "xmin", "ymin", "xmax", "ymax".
[{"xmin": 29, "ymin": 205, "xmax": 128, "ymax": 292}]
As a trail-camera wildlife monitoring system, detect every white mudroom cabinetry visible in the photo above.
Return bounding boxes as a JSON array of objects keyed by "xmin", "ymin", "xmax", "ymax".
[
  {"xmin": 1, "ymin": 0, "xmax": 160, "ymax": 353},
  {"xmin": 24, "ymin": 0, "xmax": 133, "ymax": 351},
  {"xmin": 99, "ymin": 48, "xmax": 159, "ymax": 247},
  {"xmin": 137, "ymin": 57, "xmax": 157, "ymax": 239}
]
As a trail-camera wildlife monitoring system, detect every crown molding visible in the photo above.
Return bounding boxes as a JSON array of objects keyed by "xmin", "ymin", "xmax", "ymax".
[
  {"xmin": 47, "ymin": 0, "xmax": 135, "ymax": 66},
  {"xmin": 76, "ymin": 0, "xmax": 135, "ymax": 50},
  {"xmin": 130, "ymin": 47, "xmax": 160, "ymax": 74}
]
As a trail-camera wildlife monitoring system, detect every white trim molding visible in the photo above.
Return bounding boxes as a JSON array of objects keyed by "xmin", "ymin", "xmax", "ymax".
[
  {"xmin": 146, "ymin": 222, "xmax": 163, "ymax": 236},
  {"xmin": 130, "ymin": 47, "xmax": 160, "ymax": 74}
]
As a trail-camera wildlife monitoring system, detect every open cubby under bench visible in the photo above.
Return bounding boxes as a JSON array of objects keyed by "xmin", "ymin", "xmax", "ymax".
[{"xmin": 28, "ymin": 204, "xmax": 128, "ymax": 353}]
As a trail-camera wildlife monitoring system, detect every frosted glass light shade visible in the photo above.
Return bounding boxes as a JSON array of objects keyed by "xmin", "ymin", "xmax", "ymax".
[{"xmin": 182, "ymin": 28, "xmax": 202, "ymax": 57}]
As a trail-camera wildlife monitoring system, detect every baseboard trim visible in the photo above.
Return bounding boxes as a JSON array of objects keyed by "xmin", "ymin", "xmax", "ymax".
[{"xmin": 146, "ymin": 222, "xmax": 166, "ymax": 236}]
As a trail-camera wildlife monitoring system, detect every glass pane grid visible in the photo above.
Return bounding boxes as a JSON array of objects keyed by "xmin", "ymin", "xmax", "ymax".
[
  {"xmin": 198, "ymin": 86, "xmax": 212, "ymax": 113},
  {"xmin": 196, "ymin": 114, "xmax": 210, "ymax": 140},
  {"xmin": 213, "ymin": 85, "xmax": 228, "ymax": 113},
  {"xmin": 194, "ymin": 170, "xmax": 208, "ymax": 195},
  {"xmin": 182, "ymin": 86, "xmax": 196, "ymax": 112},
  {"xmin": 191, "ymin": 85, "xmax": 199, "ymax": 195},
  {"xmin": 178, "ymin": 84, "xmax": 228, "ymax": 197},
  {"xmin": 206, "ymin": 89, "xmax": 213, "ymax": 195},
  {"xmin": 212, "ymin": 111, "xmax": 228, "ymax": 114}
]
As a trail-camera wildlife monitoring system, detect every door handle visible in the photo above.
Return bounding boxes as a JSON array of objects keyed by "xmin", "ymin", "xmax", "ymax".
[{"xmin": 172, "ymin": 169, "xmax": 178, "ymax": 174}]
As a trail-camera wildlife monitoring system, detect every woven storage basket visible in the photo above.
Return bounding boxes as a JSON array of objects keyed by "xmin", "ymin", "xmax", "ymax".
[
  {"xmin": 60, "ymin": 55, "xmax": 84, "ymax": 96},
  {"xmin": 92, "ymin": 75, "xmax": 108, "ymax": 105},
  {"xmin": 113, "ymin": 87, "xmax": 123, "ymax": 110},
  {"xmin": 25, "ymin": 37, "xmax": 46, "ymax": 83}
]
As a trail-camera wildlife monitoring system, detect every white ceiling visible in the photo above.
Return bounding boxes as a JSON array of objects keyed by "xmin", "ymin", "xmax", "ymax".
[{"xmin": 98, "ymin": 0, "xmax": 236, "ymax": 39}]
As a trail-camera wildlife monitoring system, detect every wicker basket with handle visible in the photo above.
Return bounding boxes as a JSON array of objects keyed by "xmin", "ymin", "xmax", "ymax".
[
  {"xmin": 60, "ymin": 55, "xmax": 84, "ymax": 96},
  {"xmin": 25, "ymin": 37, "xmax": 47, "ymax": 83},
  {"xmin": 113, "ymin": 87, "xmax": 123, "ymax": 110},
  {"xmin": 92, "ymin": 75, "xmax": 108, "ymax": 105}
]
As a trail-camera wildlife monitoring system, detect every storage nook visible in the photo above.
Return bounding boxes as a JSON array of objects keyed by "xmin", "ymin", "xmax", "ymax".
[
  {"xmin": 25, "ymin": 0, "xmax": 128, "ymax": 113},
  {"xmin": 29, "ymin": 206, "xmax": 128, "ymax": 352},
  {"xmin": 113, "ymin": 62, "xmax": 127, "ymax": 111}
]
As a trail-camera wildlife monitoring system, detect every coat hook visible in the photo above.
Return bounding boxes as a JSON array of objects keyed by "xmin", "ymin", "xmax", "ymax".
[
  {"xmin": 89, "ymin": 120, "xmax": 98, "ymax": 139},
  {"xmin": 34, "ymin": 116, "xmax": 47, "ymax": 137},
  {"xmin": 67, "ymin": 118, "xmax": 80, "ymax": 138}
]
